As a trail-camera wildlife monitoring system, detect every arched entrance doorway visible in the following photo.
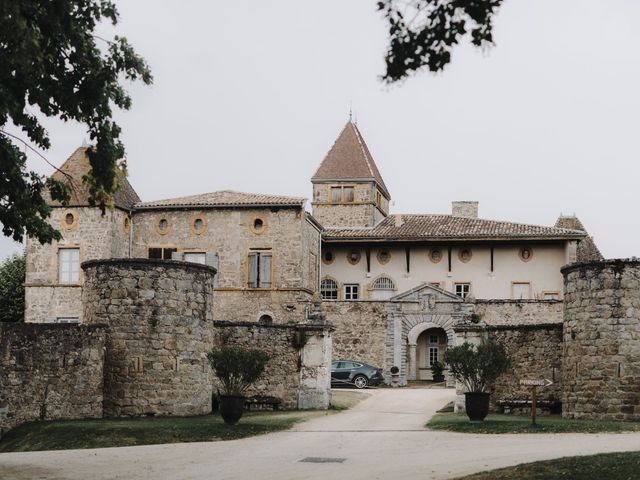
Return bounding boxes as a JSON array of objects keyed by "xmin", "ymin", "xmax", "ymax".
[{"xmin": 416, "ymin": 327, "xmax": 448, "ymax": 380}]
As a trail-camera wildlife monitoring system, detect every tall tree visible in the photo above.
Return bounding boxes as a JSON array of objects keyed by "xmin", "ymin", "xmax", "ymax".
[
  {"xmin": 0, "ymin": 253, "xmax": 26, "ymax": 322},
  {"xmin": 0, "ymin": 0, "xmax": 152, "ymax": 244},
  {"xmin": 378, "ymin": 0, "xmax": 503, "ymax": 82}
]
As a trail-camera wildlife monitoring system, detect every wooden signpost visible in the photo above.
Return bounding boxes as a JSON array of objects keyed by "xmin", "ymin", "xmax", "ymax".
[{"xmin": 519, "ymin": 378, "xmax": 554, "ymax": 425}]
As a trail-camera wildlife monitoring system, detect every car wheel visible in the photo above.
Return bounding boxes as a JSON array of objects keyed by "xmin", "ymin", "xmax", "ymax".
[{"xmin": 353, "ymin": 375, "xmax": 368, "ymax": 389}]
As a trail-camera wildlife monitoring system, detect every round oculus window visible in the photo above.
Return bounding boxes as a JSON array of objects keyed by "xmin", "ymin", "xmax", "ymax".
[
  {"xmin": 429, "ymin": 249, "xmax": 443, "ymax": 263},
  {"xmin": 65, "ymin": 213, "xmax": 75, "ymax": 226}
]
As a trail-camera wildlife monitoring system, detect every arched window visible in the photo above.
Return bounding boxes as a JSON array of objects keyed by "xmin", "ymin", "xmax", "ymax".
[
  {"xmin": 372, "ymin": 276, "xmax": 395, "ymax": 300},
  {"xmin": 320, "ymin": 278, "xmax": 338, "ymax": 300}
]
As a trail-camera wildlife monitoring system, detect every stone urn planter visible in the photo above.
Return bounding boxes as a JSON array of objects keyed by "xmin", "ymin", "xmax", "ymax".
[
  {"xmin": 464, "ymin": 392, "xmax": 490, "ymax": 423},
  {"xmin": 390, "ymin": 366, "xmax": 400, "ymax": 387},
  {"xmin": 430, "ymin": 361, "xmax": 445, "ymax": 383},
  {"xmin": 218, "ymin": 395, "xmax": 246, "ymax": 425}
]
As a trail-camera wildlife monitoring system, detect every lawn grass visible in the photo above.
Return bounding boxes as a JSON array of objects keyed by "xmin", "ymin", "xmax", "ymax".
[
  {"xmin": 0, "ymin": 410, "xmax": 323, "ymax": 453},
  {"xmin": 454, "ymin": 451, "xmax": 640, "ymax": 479},
  {"xmin": 428, "ymin": 411, "xmax": 640, "ymax": 434}
]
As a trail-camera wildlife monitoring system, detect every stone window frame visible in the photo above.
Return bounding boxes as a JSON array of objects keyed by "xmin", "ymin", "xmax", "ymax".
[
  {"xmin": 376, "ymin": 249, "xmax": 391, "ymax": 265},
  {"xmin": 511, "ymin": 281, "xmax": 532, "ymax": 300},
  {"xmin": 246, "ymin": 248, "xmax": 274, "ymax": 289},
  {"xmin": 320, "ymin": 276, "xmax": 339, "ymax": 300},
  {"xmin": 329, "ymin": 184, "xmax": 356, "ymax": 204},
  {"xmin": 457, "ymin": 247, "xmax": 473, "ymax": 264},
  {"xmin": 454, "ymin": 282, "xmax": 472, "ymax": 299},
  {"xmin": 60, "ymin": 209, "xmax": 78, "ymax": 232},
  {"xmin": 249, "ymin": 215, "xmax": 267, "ymax": 235},
  {"xmin": 189, "ymin": 214, "xmax": 208, "ymax": 236},
  {"xmin": 370, "ymin": 275, "xmax": 396, "ymax": 291},
  {"xmin": 346, "ymin": 249, "xmax": 361, "ymax": 265},
  {"xmin": 146, "ymin": 245, "xmax": 178, "ymax": 260},
  {"xmin": 428, "ymin": 248, "xmax": 443, "ymax": 264},
  {"xmin": 518, "ymin": 246, "xmax": 534, "ymax": 262},
  {"xmin": 155, "ymin": 216, "xmax": 173, "ymax": 236},
  {"xmin": 322, "ymin": 250, "xmax": 335, "ymax": 265},
  {"xmin": 183, "ymin": 251, "xmax": 207, "ymax": 265},
  {"xmin": 56, "ymin": 245, "xmax": 82, "ymax": 285}
]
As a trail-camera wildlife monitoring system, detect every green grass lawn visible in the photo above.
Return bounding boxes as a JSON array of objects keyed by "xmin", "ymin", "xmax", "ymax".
[
  {"xmin": 0, "ymin": 410, "xmax": 324, "ymax": 453},
  {"xmin": 428, "ymin": 412, "xmax": 640, "ymax": 434},
  {"xmin": 454, "ymin": 451, "xmax": 640, "ymax": 479}
]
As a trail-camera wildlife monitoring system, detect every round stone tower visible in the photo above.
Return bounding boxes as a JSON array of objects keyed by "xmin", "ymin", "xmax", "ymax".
[
  {"xmin": 562, "ymin": 259, "xmax": 640, "ymax": 420},
  {"xmin": 82, "ymin": 259, "xmax": 216, "ymax": 417}
]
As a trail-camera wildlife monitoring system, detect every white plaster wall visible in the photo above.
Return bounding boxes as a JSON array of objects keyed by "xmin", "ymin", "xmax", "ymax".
[{"xmin": 321, "ymin": 243, "xmax": 568, "ymax": 300}]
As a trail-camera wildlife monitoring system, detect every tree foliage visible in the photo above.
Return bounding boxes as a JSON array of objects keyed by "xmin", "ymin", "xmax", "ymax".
[
  {"xmin": 443, "ymin": 340, "xmax": 510, "ymax": 392},
  {"xmin": 207, "ymin": 346, "xmax": 270, "ymax": 396},
  {"xmin": 0, "ymin": 253, "xmax": 26, "ymax": 322},
  {"xmin": 378, "ymin": 0, "xmax": 503, "ymax": 82},
  {"xmin": 0, "ymin": 1, "xmax": 152, "ymax": 244}
]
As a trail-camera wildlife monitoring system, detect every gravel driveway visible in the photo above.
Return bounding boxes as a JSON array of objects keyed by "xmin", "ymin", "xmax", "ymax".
[{"xmin": 1, "ymin": 388, "xmax": 639, "ymax": 480}]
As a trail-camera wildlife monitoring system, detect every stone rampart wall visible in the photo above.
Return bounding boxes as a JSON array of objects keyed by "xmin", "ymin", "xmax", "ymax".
[
  {"xmin": 0, "ymin": 323, "xmax": 105, "ymax": 436},
  {"xmin": 475, "ymin": 300, "xmax": 563, "ymax": 326},
  {"xmin": 213, "ymin": 321, "xmax": 331, "ymax": 409},
  {"xmin": 82, "ymin": 259, "xmax": 216, "ymax": 417},
  {"xmin": 488, "ymin": 324, "xmax": 563, "ymax": 412},
  {"xmin": 323, "ymin": 301, "xmax": 387, "ymax": 369},
  {"xmin": 562, "ymin": 259, "xmax": 640, "ymax": 420}
]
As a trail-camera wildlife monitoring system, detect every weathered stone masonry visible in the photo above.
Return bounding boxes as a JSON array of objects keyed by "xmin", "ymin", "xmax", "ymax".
[
  {"xmin": 562, "ymin": 259, "xmax": 640, "ymax": 420},
  {"xmin": 82, "ymin": 258, "xmax": 217, "ymax": 417},
  {"xmin": 0, "ymin": 323, "xmax": 105, "ymax": 436}
]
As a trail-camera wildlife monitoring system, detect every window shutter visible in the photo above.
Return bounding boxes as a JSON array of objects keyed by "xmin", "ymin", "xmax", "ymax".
[
  {"xmin": 248, "ymin": 253, "xmax": 258, "ymax": 288},
  {"xmin": 259, "ymin": 253, "xmax": 272, "ymax": 288}
]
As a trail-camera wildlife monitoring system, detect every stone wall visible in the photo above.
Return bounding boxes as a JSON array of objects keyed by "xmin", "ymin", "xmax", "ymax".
[
  {"xmin": 562, "ymin": 259, "xmax": 640, "ymax": 420},
  {"xmin": 312, "ymin": 182, "xmax": 378, "ymax": 228},
  {"xmin": 0, "ymin": 323, "xmax": 105, "ymax": 436},
  {"xmin": 488, "ymin": 324, "xmax": 563, "ymax": 412},
  {"xmin": 82, "ymin": 259, "xmax": 216, "ymax": 417},
  {"xmin": 213, "ymin": 321, "xmax": 332, "ymax": 409},
  {"xmin": 25, "ymin": 207, "xmax": 130, "ymax": 323},
  {"xmin": 475, "ymin": 300, "xmax": 563, "ymax": 326},
  {"xmin": 213, "ymin": 290, "xmax": 313, "ymax": 324},
  {"xmin": 323, "ymin": 301, "xmax": 388, "ymax": 369}
]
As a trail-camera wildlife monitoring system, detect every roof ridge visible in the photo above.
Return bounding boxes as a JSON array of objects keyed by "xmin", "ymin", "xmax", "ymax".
[
  {"xmin": 352, "ymin": 123, "xmax": 376, "ymax": 179},
  {"xmin": 391, "ymin": 214, "xmax": 585, "ymax": 233}
]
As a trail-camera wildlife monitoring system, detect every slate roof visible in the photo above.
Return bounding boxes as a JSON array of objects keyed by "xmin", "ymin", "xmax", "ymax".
[
  {"xmin": 47, "ymin": 147, "xmax": 140, "ymax": 209},
  {"xmin": 312, "ymin": 121, "xmax": 390, "ymax": 198},
  {"xmin": 135, "ymin": 190, "xmax": 306, "ymax": 209},
  {"xmin": 323, "ymin": 214, "xmax": 586, "ymax": 242},
  {"xmin": 554, "ymin": 216, "xmax": 604, "ymax": 261}
]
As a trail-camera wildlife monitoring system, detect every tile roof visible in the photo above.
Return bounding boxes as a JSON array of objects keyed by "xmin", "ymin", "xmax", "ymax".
[
  {"xmin": 554, "ymin": 216, "xmax": 604, "ymax": 261},
  {"xmin": 312, "ymin": 121, "xmax": 390, "ymax": 198},
  {"xmin": 47, "ymin": 147, "xmax": 140, "ymax": 209},
  {"xmin": 135, "ymin": 190, "xmax": 306, "ymax": 209},
  {"xmin": 323, "ymin": 214, "xmax": 587, "ymax": 242}
]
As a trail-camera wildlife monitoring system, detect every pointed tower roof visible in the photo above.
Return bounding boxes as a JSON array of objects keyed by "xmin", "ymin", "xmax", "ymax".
[
  {"xmin": 312, "ymin": 121, "xmax": 390, "ymax": 199},
  {"xmin": 46, "ymin": 146, "xmax": 140, "ymax": 209}
]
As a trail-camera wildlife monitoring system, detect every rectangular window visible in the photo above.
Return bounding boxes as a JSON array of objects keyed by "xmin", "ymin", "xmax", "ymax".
[
  {"xmin": 58, "ymin": 248, "xmax": 80, "ymax": 284},
  {"xmin": 429, "ymin": 334, "xmax": 439, "ymax": 344},
  {"xmin": 454, "ymin": 283, "xmax": 470, "ymax": 299},
  {"xmin": 331, "ymin": 187, "xmax": 342, "ymax": 203},
  {"xmin": 183, "ymin": 252, "xmax": 206, "ymax": 264},
  {"xmin": 320, "ymin": 279, "xmax": 338, "ymax": 300},
  {"xmin": 148, "ymin": 247, "xmax": 177, "ymax": 260},
  {"xmin": 343, "ymin": 186, "xmax": 354, "ymax": 202},
  {"xmin": 429, "ymin": 347, "xmax": 439, "ymax": 367},
  {"xmin": 344, "ymin": 284, "xmax": 359, "ymax": 300},
  {"xmin": 248, "ymin": 251, "xmax": 272, "ymax": 288},
  {"xmin": 513, "ymin": 282, "xmax": 531, "ymax": 300}
]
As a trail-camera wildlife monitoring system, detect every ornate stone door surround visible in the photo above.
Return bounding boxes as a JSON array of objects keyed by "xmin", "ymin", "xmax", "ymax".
[{"xmin": 385, "ymin": 284, "xmax": 474, "ymax": 384}]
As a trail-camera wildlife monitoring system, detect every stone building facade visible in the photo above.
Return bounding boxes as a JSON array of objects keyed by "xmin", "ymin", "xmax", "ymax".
[{"xmin": 18, "ymin": 119, "xmax": 639, "ymax": 422}]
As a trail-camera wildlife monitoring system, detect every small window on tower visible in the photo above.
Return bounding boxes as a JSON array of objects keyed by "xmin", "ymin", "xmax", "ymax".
[
  {"xmin": 343, "ymin": 186, "xmax": 354, "ymax": 202},
  {"xmin": 331, "ymin": 187, "xmax": 341, "ymax": 203}
]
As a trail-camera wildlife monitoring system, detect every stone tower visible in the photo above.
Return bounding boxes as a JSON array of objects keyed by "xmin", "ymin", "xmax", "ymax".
[{"xmin": 311, "ymin": 121, "xmax": 390, "ymax": 228}]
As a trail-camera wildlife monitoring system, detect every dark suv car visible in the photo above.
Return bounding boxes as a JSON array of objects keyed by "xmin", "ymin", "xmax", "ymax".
[{"xmin": 331, "ymin": 360, "xmax": 384, "ymax": 389}]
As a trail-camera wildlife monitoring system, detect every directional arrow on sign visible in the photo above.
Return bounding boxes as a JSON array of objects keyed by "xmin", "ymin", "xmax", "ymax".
[{"xmin": 519, "ymin": 378, "xmax": 554, "ymax": 387}]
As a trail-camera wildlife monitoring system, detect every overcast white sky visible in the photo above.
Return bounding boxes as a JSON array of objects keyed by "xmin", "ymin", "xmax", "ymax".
[{"xmin": 2, "ymin": 0, "xmax": 639, "ymax": 260}]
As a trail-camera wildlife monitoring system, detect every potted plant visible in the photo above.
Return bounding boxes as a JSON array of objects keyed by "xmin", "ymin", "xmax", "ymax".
[
  {"xmin": 390, "ymin": 366, "xmax": 400, "ymax": 387},
  {"xmin": 430, "ymin": 361, "xmax": 445, "ymax": 383},
  {"xmin": 207, "ymin": 346, "xmax": 269, "ymax": 425},
  {"xmin": 443, "ymin": 340, "xmax": 510, "ymax": 423}
]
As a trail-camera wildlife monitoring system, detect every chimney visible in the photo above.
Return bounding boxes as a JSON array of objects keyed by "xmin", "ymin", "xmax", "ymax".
[
  {"xmin": 452, "ymin": 201, "xmax": 479, "ymax": 219},
  {"xmin": 394, "ymin": 214, "xmax": 403, "ymax": 227}
]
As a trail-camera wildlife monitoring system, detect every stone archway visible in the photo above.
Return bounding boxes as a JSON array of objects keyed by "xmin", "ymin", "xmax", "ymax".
[{"xmin": 406, "ymin": 316, "xmax": 456, "ymax": 380}]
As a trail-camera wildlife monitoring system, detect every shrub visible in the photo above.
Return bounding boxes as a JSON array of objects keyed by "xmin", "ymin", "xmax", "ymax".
[
  {"xmin": 0, "ymin": 253, "xmax": 25, "ymax": 322},
  {"xmin": 443, "ymin": 340, "xmax": 510, "ymax": 393},
  {"xmin": 430, "ymin": 361, "xmax": 445, "ymax": 377},
  {"xmin": 207, "ymin": 346, "xmax": 269, "ymax": 396}
]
